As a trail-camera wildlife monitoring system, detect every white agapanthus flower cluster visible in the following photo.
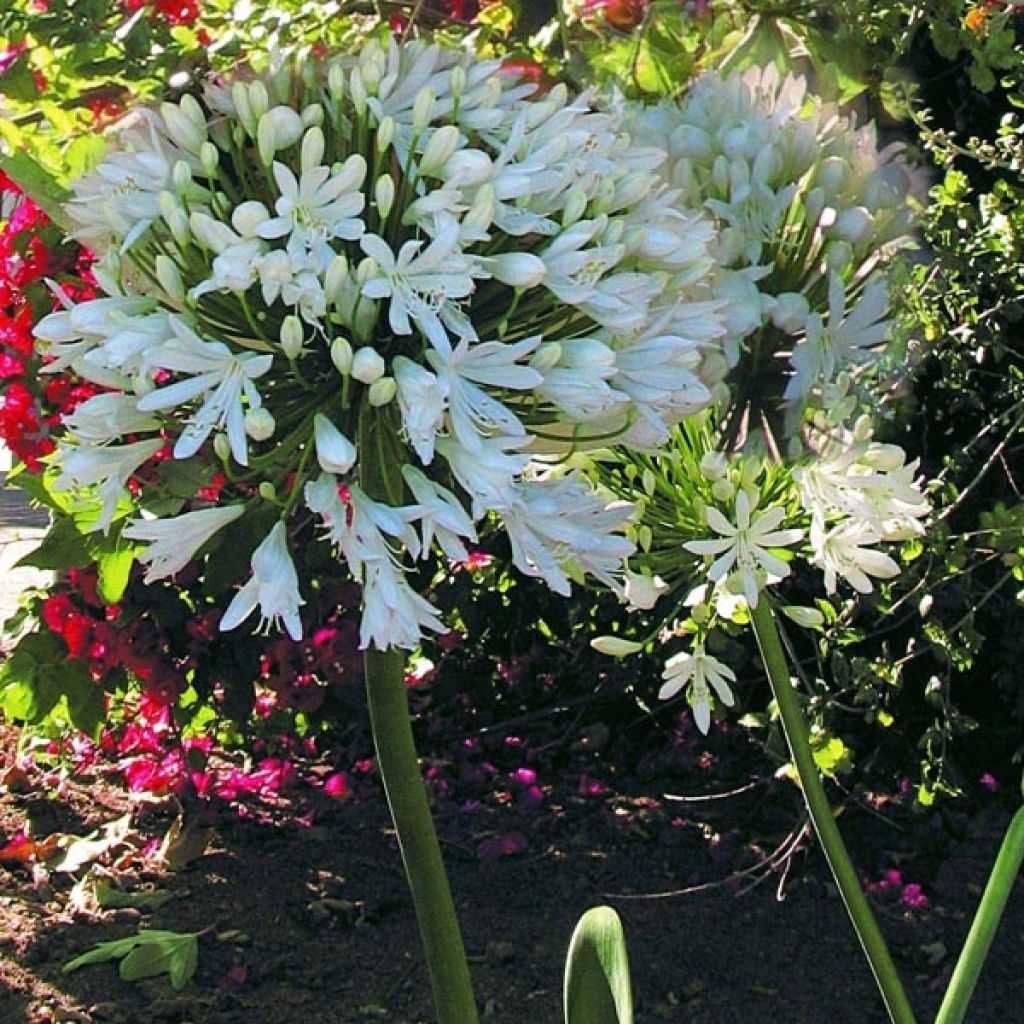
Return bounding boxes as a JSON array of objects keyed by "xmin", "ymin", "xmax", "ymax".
[
  {"xmin": 594, "ymin": 411, "xmax": 929, "ymax": 733},
  {"xmin": 35, "ymin": 39, "xmax": 725, "ymax": 650},
  {"xmin": 627, "ymin": 64, "xmax": 916, "ymax": 430}
]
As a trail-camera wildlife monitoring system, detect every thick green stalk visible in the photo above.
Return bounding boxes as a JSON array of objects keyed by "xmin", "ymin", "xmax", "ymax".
[
  {"xmin": 359, "ymin": 404, "xmax": 478, "ymax": 1024},
  {"xmin": 749, "ymin": 599, "xmax": 917, "ymax": 1024},
  {"xmin": 364, "ymin": 648, "xmax": 480, "ymax": 1024},
  {"xmin": 935, "ymin": 806, "xmax": 1024, "ymax": 1024}
]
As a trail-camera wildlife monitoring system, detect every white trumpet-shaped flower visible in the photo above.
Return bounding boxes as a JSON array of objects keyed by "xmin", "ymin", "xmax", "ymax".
[
  {"xmin": 125, "ymin": 504, "xmax": 246, "ymax": 581},
  {"xmin": 136, "ymin": 317, "xmax": 273, "ymax": 466},
  {"xmin": 220, "ymin": 521, "xmax": 305, "ymax": 641},
  {"xmin": 659, "ymin": 644, "xmax": 737, "ymax": 734}
]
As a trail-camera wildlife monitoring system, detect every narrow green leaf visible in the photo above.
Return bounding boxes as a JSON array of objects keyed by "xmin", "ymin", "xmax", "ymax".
[
  {"xmin": 564, "ymin": 906, "xmax": 633, "ymax": 1024},
  {"xmin": 0, "ymin": 151, "xmax": 72, "ymax": 230}
]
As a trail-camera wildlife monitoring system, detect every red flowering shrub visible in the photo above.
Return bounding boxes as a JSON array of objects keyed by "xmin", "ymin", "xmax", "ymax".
[{"xmin": 0, "ymin": 175, "xmax": 97, "ymax": 469}]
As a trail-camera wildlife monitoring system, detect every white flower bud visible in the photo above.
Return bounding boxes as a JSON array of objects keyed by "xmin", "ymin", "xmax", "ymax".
[
  {"xmin": 161, "ymin": 102, "xmax": 206, "ymax": 155},
  {"xmin": 834, "ymin": 206, "xmax": 874, "ymax": 244},
  {"xmin": 531, "ymin": 342, "xmax": 562, "ymax": 373},
  {"xmin": 213, "ymin": 433, "xmax": 231, "ymax": 462},
  {"xmin": 247, "ymin": 81, "xmax": 269, "ymax": 122},
  {"xmin": 562, "ymin": 187, "xmax": 588, "ymax": 226},
  {"xmin": 172, "ymin": 160, "xmax": 192, "ymax": 193},
  {"xmin": 280, "ymin": 315, "xmax": 304, "ymax": 359},
  {"xmin": 375, "ymin": 174, "xmax": 395, "ymax": 220},
  {"xmin": 257, "ymin": 114, "xmax": 277, "ymax": 165},
  {"xmin": 449, "ymin": 65, "xmax": 466, "ymax": 97},
  {"xmin": 328, "ymin": 64, "xmax": 345, "ymax": 99},
  {"xmin": 330, "ymin": 337, "xmax": 353, "ymax": 374},
  {"xmin": 670, "ymin": 124, "xmax": 713, "ymax": 160},
  {"xmin": 349, "ymin": 69, "xmax": 368, "ymax": 114},
  {"xmin": 325, "ymin": 255, "xmax": 349, "ymax": 305},
  {"xmin": 189, "ymin": 211, "xmax": 235, "ymax": 253},
  {"xmin": 367, "ymin": 376, "xmax": 397, "ymax": 407},
  {"xmin": 258, "ymin": 481, "xmax": 277, "ymax": 501},
  {"xmin": 314, "ymin": 413, "xmax": 357, "ymax": 474},
  {"xmin": 816, "ymin": 156, "xmax": 850, "ymax": 195},
  {"xmin": 412, "ymin": 87, "xmax": 436, "ymax": 134},
  {"xmin": 441, "ymin": 149, "xmax": 492, "ymax": 187},
  {"xmin": 200, "ymin": 141, "xmax": 220, "ymax": 177},
  {"xmin": 269, "ymin": 106, "xmax": 303, "ymax": 149},
  {"xmin": 699, "ymin": 450, "xmax": 729, "ymax": 481},
  {"xmin": 231, "ymin": 82, "xmax": 254, "ymax": 134},
  {"xmin": 591, "ymin": 636, "xmax": 643, "ymax": 657},
  {"xmin": 301, "ymin": 103, "xmax": 324, "ymax": 129},
  {"xmin": 231, "ymin": 200, "xmax": 269, "ymax": 238},
  {"xmin": 485, "ymin": 252, "xmax": 546, "ymax": 290},
  {"xmin": 712, "ymin": 477, "xmax": 735, "ymax": 502},
  {"xmin": 464, "ymin": 184, "xmax": 496, "ymax": 232},
  {"xmin": 179, "ymin": 93, "xmax": 204, "ymax": 126},
  {"xmin": 245, "ymin": 407, "xmax": 276, "ymax": 442},
  {"xmin": 301, "ymin": 126, "xmax": 325, "ymax": 172},
  {"xmin": 376, "ymin": 116, "xmax": 396, "ymax": 153},
  {"xmin": 351, "ymin": 346, "xmax": 386, "ymax": 384},
  {"xmin": 166, "ymin": 208, "xmax": 190, "ymax": 247},
  {"xmin": 770, "ymin": 292, "xmax": 810, "ymax": 334},
  {"xmin": 419, "ymin": 125, "xmax": 460, "ymax": 176},
  {"xmin": 355, "ymin": 256, "xmax": 375, "ymax": 285},
  {"xmin": 155, "ymin": 255, "xmax": 185, "ymax": 302}
]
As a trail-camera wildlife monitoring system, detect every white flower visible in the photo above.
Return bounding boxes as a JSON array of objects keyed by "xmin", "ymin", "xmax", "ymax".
[
  {"xmin": 52, "ymin": 438, "xmax": 164, "ymax": 533},
  {"xmin": 393, "ymin": 356, "xmax": 448, "ymax": 464},
  {"xmin": 62, "ymin": 393, "xmax": 160, "ymax": 444},
  {"xmin": 659, "ymin": 644, "xmax": 737, "ymax": 734},
  {"xmin": 809, "ymin": 516, "xmax": 900, "ymax": 595},
  {"xmin": 34, "ymin": 296, "xmax": 157, "ymax": 374},
  {"xmin": 257, "ymin": 157, "xmax": 367, "ymax": 268},
  {"xmin": 684, "ymin": 489, "xmax": 803, "ymax": 607},
  {"xmin": 220, "ymin": 521, "xmax": 305, "ymax": 641},
  {"xmin": 428, "ymin": 334, "xmax": 541, "ymax": 450},
  {"xmin": 360, "ymin": 213, "xmax": 478, "ymax": 353},
  {"xmin": 136, "ymin": 317, "xmax": 274, "ymax": 466},
  {"xmin": 313, "ymin": 414, "xmax": 357, "ymax": 475},
  {"xmin": 402, "ymin": 466, "xmax": 477, "ymax": 561},
  {"xmin": 361, "ymin": 558, "xmax": 447, "ymax": 651},
  {"xmin": 786, "ymin": 275, "xmax": 891, "ymax": 401},
  {"xmin": 499, "ymin": 476, "xmax": 635, "ymax": 596},
  {"xmin": 622, "ymin": 570, "xmax": 668, "ymax": 611},
  {"xmin": 125, "ymin": 504, "xmax": 246, "ymax": 581}
]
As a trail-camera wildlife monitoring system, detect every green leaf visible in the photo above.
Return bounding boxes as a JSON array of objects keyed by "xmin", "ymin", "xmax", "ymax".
[
  {"xmin": 564, "ymin": 906, "xmax": 633, "ymax": 1024},
  {"xmin": 16, "ymin": 518, "xmax": 90, "ymax": 571},
  {"xmin": 0, "ymin": 151, "xmax": 72, "ymax": 229},
  {"xmin": 64, "ymin": 929, "xmax": 200, "ymax": 992},
  {"xmin": 96, "ymin": 539, "xmax": 138, "ymax": 605},
  {"xmin": 93, "ymin": 879, "xmax": 172, "ymax": 911}
]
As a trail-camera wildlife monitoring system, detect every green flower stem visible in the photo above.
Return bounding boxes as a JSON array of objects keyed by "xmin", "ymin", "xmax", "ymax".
[
  {"xmin": 935, "ymin": 805, "xmax": 1024, "ymax": 1024},
  {"xmin": 359, "ymin": 406, "xmax": 478, "ymax": 1024},
  {"xmin": 749, "ymin": 598, "xmax": 917, "ymax": 1024},
  {"xmin": 363, "ymin": 647, "xmax": 480, "ymax": 1024}
]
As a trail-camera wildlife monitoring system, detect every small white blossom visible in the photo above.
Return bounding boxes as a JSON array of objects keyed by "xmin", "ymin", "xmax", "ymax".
[
  {"xmin": 220, "ymin": 521, "xmax": 305, "ymax": 641},
  {"xmin": 659, "ymin": 644, "xmax": 737, "ymax": 734},
  {"xmin": 684, "ymin": 489, "xmax": 803, "ymax": 607}
]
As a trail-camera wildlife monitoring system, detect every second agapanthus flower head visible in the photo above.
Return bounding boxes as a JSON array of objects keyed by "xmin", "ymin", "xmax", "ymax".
[{"xmin": 36, "ymin": 38, "xmax": 725, "ymax": 651}]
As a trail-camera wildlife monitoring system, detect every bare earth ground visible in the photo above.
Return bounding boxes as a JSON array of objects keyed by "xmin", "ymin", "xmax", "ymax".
[{"xmin": 1, "ymin": 734, "xmax": 1023, "ymax": 1024}]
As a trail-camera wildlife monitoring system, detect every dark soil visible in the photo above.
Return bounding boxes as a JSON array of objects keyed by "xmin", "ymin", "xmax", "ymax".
[{"xmin": 2, "ymin": 725, "xmax": 1023, "ymax": 1024}]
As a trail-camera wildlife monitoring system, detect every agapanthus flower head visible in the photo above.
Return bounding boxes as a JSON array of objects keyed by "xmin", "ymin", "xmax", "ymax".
[
  {"xmin": 626, "ymin": 64, "xmax": 918, "ymax": 443},
  {"xmin": 39, "ymin": 39, "xmax": 723, "ymax": 651}
]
